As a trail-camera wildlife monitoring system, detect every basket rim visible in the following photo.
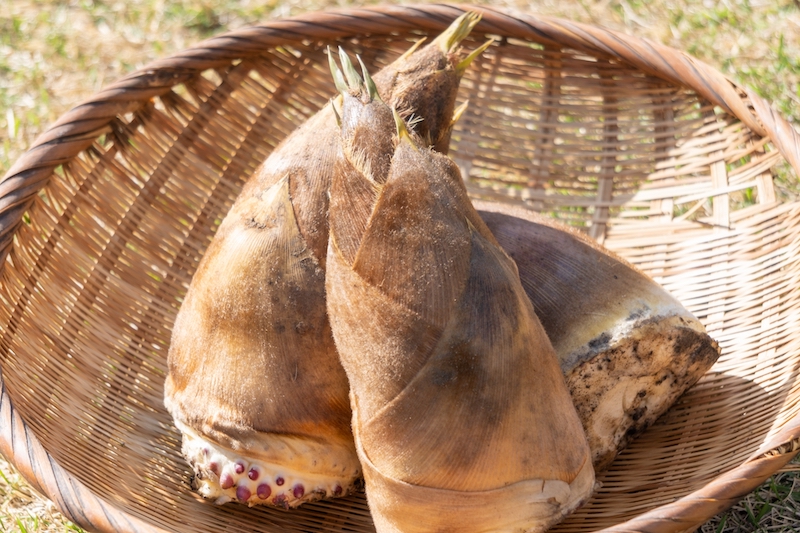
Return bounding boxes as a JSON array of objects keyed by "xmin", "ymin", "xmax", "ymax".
[{"xmin": 1, "ymin": 4, "xmax": 800, "ymax": 533}]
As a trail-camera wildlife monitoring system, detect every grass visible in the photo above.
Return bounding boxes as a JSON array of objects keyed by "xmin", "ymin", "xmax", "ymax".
[
  {"xmin": 0, "ymin": 456, "xmax": 82, "ymax": 533},
  {"xmin": 1, "ymin": 0, "xmax": 799, "ymax": 531},
  {"xmin": 699, "ymin": 467, "xmax": 800, "ymax": 533}
]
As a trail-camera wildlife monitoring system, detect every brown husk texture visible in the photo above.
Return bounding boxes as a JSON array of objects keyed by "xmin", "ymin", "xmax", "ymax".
[
  {"xmin": 164, "ymin": 18, "xmax": 478, "ymax": 487},
  {"xmin": 326, "ymin": 83, "xmax": 593, "ymax": 529},
  {"xmin": 164, "ymin": 117, "xmax": 348, "ymax": 444}
]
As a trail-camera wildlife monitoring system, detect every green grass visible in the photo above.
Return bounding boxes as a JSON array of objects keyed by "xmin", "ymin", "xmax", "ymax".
[
  {"xmin": 0, "ymin": 456, "xmax": 83, "ymax": 532},
  {"xmin": 699, "ymin": 467, "xmax": 800, "ymax": 532},
  {"xmin": 1, "ymin": 0, "xmax": 799, "ymax": 532}
]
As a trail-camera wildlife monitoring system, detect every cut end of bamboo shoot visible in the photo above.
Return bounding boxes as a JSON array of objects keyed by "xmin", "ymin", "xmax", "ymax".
[{"xmin": 565, "ymin": 315, "xmax": 720, "ymax": 470}]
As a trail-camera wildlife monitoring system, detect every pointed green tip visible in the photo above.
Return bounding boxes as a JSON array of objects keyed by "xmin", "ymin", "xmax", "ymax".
[
  {"xmin": 433, "ymin": 11, "xmax": 482, "ymax": 54},
  {"xmin": 338, "ymin": 46, "xmax": 362, "ymax": 90},
  {"xmin": 330, "ymin": 98, "xmax": 342, "ymax": 127},
  {"xmin": 456, "ymin": 38, "xmax": 494, "ymax": 75},
  {"xmin": 392, "ymin": 107, "xmax": 417, "ymax": 150},
  {"xmin": 451, "ymin": 100, "xmax": 469, "ymax": 126},
  {"xmin": 328, "ymin": 46, "xmax": 348, "ymax": 94},
  {"xmin": 356, "ymin": 55, "xmax": 381, "ymax": 102},
  {"xmin": 397, "ymin": 37, "xmax": 427, "ymax": 62}
]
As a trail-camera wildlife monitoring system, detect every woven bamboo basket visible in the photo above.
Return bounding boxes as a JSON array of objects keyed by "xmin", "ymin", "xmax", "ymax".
[{"xmin": 2, "ymin": 4, "xmax": 800, "ymax": 533}]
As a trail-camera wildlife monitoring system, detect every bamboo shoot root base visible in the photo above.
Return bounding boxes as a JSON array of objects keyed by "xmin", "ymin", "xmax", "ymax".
[
  {"xmin": 357, "ymin": 428, "xmax": 596, "ymax": 533},
  {"xmin": 176, "ymin": 421, "xmax": 361, "ymax": 508}
]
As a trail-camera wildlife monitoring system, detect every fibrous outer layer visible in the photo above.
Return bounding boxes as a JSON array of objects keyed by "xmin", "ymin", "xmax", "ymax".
[
  {"xmin": 164, "ymin": 14, "xmax": 482, "ymax": 508},
  {"xmin": 326, "ymin": 83, "xmax": 594, "ymax": 532},
  {"xmin": 165, "ymin": 175, "xmax": 357, "ymax": 507},
  {"xmin": 476, "ymin": 201, "xmax": 721, "ymax": 471}
]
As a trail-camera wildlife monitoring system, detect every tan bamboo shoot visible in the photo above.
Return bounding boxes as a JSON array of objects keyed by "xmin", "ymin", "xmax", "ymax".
[
  {"xmin": 164, "ymin": 13, "xmax": 487, "ymax": 508},
  {"xmin": 326, "ymin": 60, "xmax": 594, "ymax": 533}
]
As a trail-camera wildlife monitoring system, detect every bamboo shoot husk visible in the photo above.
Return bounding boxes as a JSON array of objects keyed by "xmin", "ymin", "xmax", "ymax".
[
  {"xmin": 164, "ymin": 13, "xmax": 486, "ymax": 508},
  {"xmin": 326, "ymin": 65, "xmax": 594, "ymax": 533}
]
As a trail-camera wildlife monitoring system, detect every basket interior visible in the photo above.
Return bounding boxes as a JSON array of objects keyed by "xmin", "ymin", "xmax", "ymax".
[{"xmin": 1, "ymin": 28, "xmax": 800, "ymax": 532}]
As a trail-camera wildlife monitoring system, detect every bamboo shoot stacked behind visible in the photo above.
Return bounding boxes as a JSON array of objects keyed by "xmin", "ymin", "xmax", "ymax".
[{"xmin": 477, "ymin": 202, "xmax": 721, "ymax": 470}]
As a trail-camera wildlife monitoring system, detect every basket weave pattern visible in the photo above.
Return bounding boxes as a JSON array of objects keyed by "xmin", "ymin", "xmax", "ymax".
[{"xmin": 1, "ymin": 5, "xmax": 800, "ymax": 533}]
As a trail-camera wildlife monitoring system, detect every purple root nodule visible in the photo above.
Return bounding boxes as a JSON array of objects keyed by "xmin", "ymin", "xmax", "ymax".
[
  {"xmin": 248, "ymin": 468, "xmax": 259, "ymax": 481},
  {"xmin": 292, "ymin": 484, "xmax": 305, "ymax": 499},
  {"xmin": 234, "ymin": 461, "xmax": 245, "ymax": 474},
  {"xmin": 209, "ymin": 462, "xmax": 219, "ymax": 476},
  {"xmin": 257, "ymin": 484, "xmax": 272, "ymax": 499},
  {"xmin": 275, "ymin": 476, "xmax": 285, "ymax": 486},
  {"xmin": 236, "ymin": 485, "xmax": 251, "ymax": 502},
  {"xmin": 333, "ymin": 485, "xmax": 343, "ymax": 496},
  {"xmin": 273, "ymin": 494, "xmax": 288, "ymax": 509},
  {"xmin": 220, "ymin": 473, "xmax": 234, "ymax": 490}
]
